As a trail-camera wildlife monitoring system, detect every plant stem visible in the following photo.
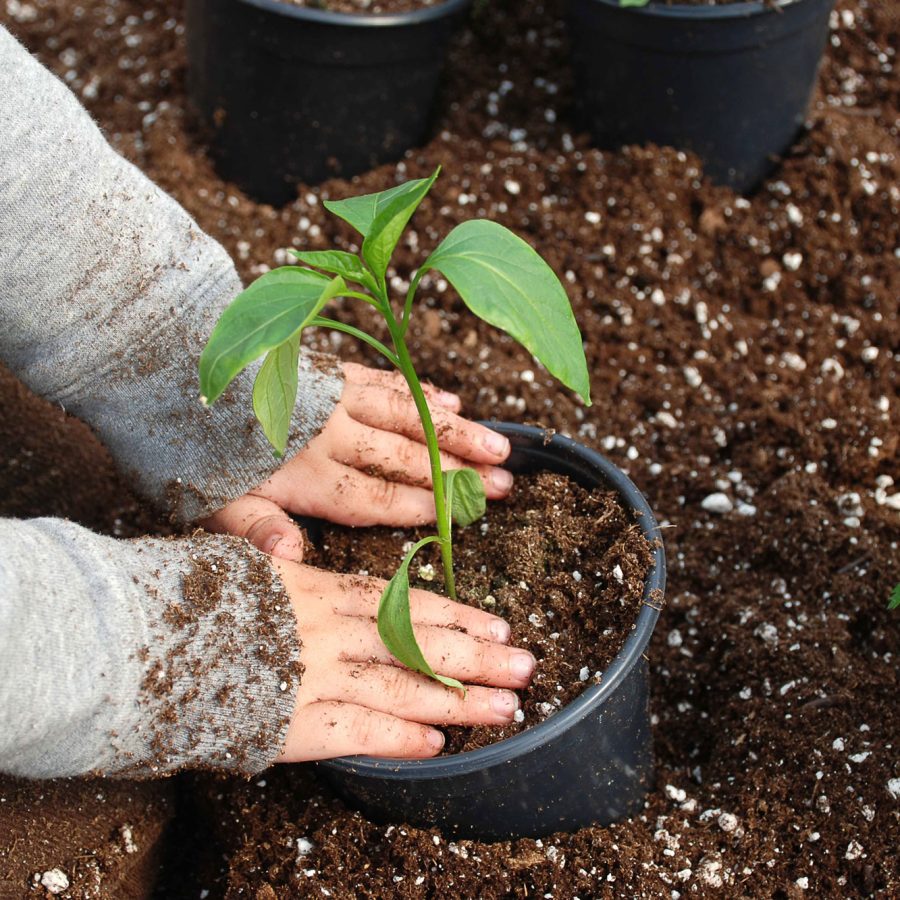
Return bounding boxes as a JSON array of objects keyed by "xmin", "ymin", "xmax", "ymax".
[
  {"xmin": 382, "ymin": 310, "xmax": 457, "ymax": 599},
  {"xmin": 311, "ymin": 317, "xmax": 401, "ymax": 369}
]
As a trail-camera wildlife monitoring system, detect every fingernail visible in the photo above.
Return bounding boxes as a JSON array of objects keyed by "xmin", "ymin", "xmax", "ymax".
[
  {"xmin": 510, "ymin": 651, "xmax": 536, "ymax": 682},
  {"xmin": 483, "ymin": 431, "xmax": 510, "ymax": 457},
  {"xmin": 427, "ymin": 730, "xmax": 445, "ymax": 752},
  {"xmin": 491, "ymin": 468, "xmax": 514, "ymax": 493},
  {"xmin": 489, "ymin": 619, "xmax": 511, "ymax": 643},
  {"xmin": 436, "ymin": 389, "xmax": 460, "ymax": 409},
  {"xmin": 262, "ymin": 534, "xmax": 283, "ymax": 555},
  {"xmin": 491, "ymin": 690, "xmax": 519, "ymax": 717}
]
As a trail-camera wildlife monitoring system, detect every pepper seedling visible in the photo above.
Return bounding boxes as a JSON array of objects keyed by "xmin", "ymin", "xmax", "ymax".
[{"xmin": 199, "ymin": 168, "xmax": 590, "ymax": 689}]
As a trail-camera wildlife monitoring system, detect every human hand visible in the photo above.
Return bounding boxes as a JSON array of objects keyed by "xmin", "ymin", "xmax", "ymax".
[
  {"xmin": 274, "ymin": 561, "xmax": 535, "ymax": 760},
  {"xmin": 204, "ymin": 362, "xmax": 513, "ymax": 560}
]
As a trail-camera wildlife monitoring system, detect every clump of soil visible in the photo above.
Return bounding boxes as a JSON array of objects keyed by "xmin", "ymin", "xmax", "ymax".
[
  {"xmin": 284, "ymin": 0, "xmax": 442, "ymax": 14},
  {"xmin": 308, "ymin": 471, "xmax": 656, "ymax": 752},
  {"xmin": 0, "ymin": 776, "xmax": 174, "ymax": 900}
]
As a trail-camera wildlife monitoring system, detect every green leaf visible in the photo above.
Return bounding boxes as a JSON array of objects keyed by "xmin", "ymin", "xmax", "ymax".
[
  {"xmin": 421, "ymin": 220, "xmax": 592, "ymax": 405},
  {"xmin": 362, "ymin": 168, "xmax": 440, "ymax": 282},
  {"xmin": 619, "ymin": 0, "xmax": 650, "ymax": 7},
  {"xmin": 252, "ymin": 334, "xmax": 300, "ymax": 457},
  {"xmin": 889, "ymin": 583, "xmax": 900, "ymax": 610},
  {"xmin": 199, "ymin": 268, "xmax": 344, "ymax": 405},
  {"xmin": 324, "ymin": 172, "xmax": 438, "ymax": 238},
  {"xmin": 378, "ymin": 536, "xmax": 464, "ymax": 692},
  {"xmin": 288, "ymin": 250, "xmax": 374, "ymax": 289},
  {"xmin": 443, "ymin": 468, "xmax": 486, "ymax": 527}
]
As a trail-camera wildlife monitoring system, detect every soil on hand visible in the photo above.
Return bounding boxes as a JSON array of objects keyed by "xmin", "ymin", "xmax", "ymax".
[
  {"xmin": 283, "ymin": 0, "xmax": 445, "ymax": 15},
  {"xmin": 0, "ymin": 0, "xmax": 896, "ymax": 897},
  {"xmin": 308, "ymin": 471, "xmax": 656, "ymax": 753}
]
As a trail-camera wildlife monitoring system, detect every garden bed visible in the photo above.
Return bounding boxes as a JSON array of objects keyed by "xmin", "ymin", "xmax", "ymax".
[{"xmin": 0, "ymin": 0, "xmax": 896, "ymax": 897}]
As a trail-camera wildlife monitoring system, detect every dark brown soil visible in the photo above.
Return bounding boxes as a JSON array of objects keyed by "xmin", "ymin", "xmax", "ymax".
[
  {"xmin": 284, "ymin": 0, "xmax": 443, "ymax": 13},
  {"xmin": 0, "ymin": 777, "xmax": 174, "ymax": 900},
  {"xmin": 307, "ymin": 471, "xmax": 655, "ymax": 753},
  {"xmin": 0, "ymin": 0, "xmax": 897, "ymax": 897}
]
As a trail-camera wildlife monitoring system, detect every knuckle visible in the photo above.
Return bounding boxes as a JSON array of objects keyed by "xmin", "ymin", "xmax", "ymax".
[
  {"xmin": 383, "ymin": 667, "xmax": 418, "ymax": 709},
  {"xmin": 348, "ymin": 708, "xmax": 378, "ymax": 749},
  {"xmin": 244, "ymin": 513, "xmax": 283, "ymax": 545},
  {"xmin": 370, "ymin": 477, "xmax": 399, "ymax": 510}
]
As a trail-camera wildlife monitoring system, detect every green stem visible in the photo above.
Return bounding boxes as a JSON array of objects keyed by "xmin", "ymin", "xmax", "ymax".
[
  {"xmin": 311, "ymin": 317, "xmax": 401, "ymax": 369},
  {"xmin": 382, "ymin": 309, "xmax": 456, "ymax": 599}
]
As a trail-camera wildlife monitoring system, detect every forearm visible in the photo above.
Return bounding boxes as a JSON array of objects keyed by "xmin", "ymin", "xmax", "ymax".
[
  {"xmin": 0, "ymin": 519, "xmax": 302, "ymax": 779},
  {"xmin": 0, "ymin": 27, "xmax": 342, "ymax": 522}
]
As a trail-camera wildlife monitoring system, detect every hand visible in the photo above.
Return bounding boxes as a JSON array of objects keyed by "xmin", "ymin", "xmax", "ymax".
[
  {"xmin": 204, "ymin": 363, "xmax": 514, "ymax": 561},
  {"xmin": 275, "ymin": 561, "xmax": 536, "ymax": 760}
]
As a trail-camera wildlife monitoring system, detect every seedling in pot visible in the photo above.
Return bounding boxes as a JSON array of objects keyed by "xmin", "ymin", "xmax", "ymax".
[{"xmin": 199, "ymin": 168, "xmax": 591, "ymax": 688}]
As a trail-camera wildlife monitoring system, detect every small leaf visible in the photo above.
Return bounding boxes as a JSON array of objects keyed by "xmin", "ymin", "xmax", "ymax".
[
  {"xmin": 619, "ymin": 0, "xmax": 651, "ymax": 7},
  {"xmin": 324, "ymin": 174, "xmax": 437, "ymax": 238},
  {"xmin": 252, "ymin": 334, "xmax": 300, "ymax": 456},
  {"xmin": 378, "ymin": 536, "xmax": 464, "ymax": 692},
  {"xmin": 889, "ymin": 583, "xmax": 900, "ymax": 610},
  {"xmin": 422, "ymin": 220, "xmax": 591, "ymax": 405},
  {"xmin": 443, "ymin": 468, "xmax": 486, "ymax": 527},
  {"xmin": 362, "ymin": 168, "xmax": 440, "ymax": 282},
  {"xmin": 289, "ymin": 250, "xmax": 374, "ymax": 289},
  {"xmin": 199, "ymin": 269, "xmax": 344, "ymax": 405}
]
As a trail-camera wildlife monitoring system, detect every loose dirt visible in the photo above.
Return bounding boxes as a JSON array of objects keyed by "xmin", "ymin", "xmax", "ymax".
[{"xmin": 0, "ymin": 0, "xmax": 896, "ymax": 897}]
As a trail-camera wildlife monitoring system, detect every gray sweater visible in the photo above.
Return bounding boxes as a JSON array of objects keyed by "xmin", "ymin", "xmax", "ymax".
[{"xmin": 0, "ymin": 27, "xmax": 344, "ymax": 778}]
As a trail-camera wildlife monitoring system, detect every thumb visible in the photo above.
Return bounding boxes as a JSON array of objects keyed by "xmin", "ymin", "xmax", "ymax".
[{"xmin": 203, "ymin": 493, "xmax": 306, "ymax": 563}]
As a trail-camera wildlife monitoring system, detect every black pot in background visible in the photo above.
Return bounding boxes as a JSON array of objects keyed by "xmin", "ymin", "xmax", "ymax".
[
  {"xmin": 567, "ymin": 0, "xmax": 835, "ymax": 192},
  {"xmin": 319, "ymin": 423, "xmax": 667, "ymax": 841},
  {"xmin": 185, "ymin": 0, "xmax": 470, "ymax": 206}
]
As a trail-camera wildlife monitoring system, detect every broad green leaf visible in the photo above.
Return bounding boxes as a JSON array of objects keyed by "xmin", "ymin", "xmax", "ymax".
[
  {"xmin": 378, "ymin": 536, "xmax": 464, "ymax": 691},
  {"xmin": 362, "ymin": 168, "xmax": 440, "ymax": 282},
  {"xmin": 199, "ymin": 268, "xmax": 343, "ymax": 405},
  {"xmin": 422, "ymin": 220, "xmax": 592, "ymax": 405},
  {"xmin": 620, "ymin": 0, "xmax": 650, "ymax": 6},
  {"xmin": 252, "ymin": 334, "xmax": 300, "ymax": 457},
  {"xmin": 443, "ymin": 468, "xmax": 486, "ymax": 527},
  {"xmin": 324, "ymin": 171, "xmax": 438, "ymax": 238},
  {"xmin": 289, "ymin": 250, "xmax": 373, "ymax": 289},
  {"xmin": 889, "ymin": 583, "xmax": 900, "ymax": 610}
]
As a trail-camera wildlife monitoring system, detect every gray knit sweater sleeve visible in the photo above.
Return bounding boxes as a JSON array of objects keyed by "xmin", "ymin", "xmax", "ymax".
[
  {"xmin": 0, "ymin": 26, "xmax": 343, "ymax": 523},
  {"xmin": 0, "ymin": 519, "xmax": 303, "ymax": 778}
]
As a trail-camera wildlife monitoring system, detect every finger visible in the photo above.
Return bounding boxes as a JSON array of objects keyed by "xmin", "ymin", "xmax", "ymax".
[
  {"xmin": 332, "ymin": 418, "xmax": 513, "ymax": 499},
  {"xmin": 203, "ymin": 494, "xmax": 305, "ymax": 562},
  {"xmin": 325, "ymin": 663, "xmax": 520, "ymax": 726},
  {"xmin": 300, "ymin": 567, "xmax": 511, "ymax": 643},
  {"xmin": 308, "ymin": 460, "xmax": 437, "ymax": 526},
  {"xmin": 280, "ymin": 700, "xmax": 444, "ymax": 762},
  {"xmin": 334, "ymin": 618, "xmax": 536, "ymax": 689},
  {"xmin": 342, "ymin": 382, "xmax": 511, "ymax": 464},
  {"xmin": 342, "ymin": 362, "xmax": 460, "ymax": 411}
]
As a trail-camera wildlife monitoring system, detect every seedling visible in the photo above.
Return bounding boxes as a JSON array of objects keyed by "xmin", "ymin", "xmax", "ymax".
[
  {"xmin": 200, "ymin": 168, "xmax": 590, "ymax": 688},
  {"xmin": 889, "ymin": 583, "xmax": 900, "ymax": 610}
]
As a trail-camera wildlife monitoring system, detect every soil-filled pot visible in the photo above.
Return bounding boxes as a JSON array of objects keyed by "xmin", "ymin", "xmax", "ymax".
[
  {"xmin": 318, "ymin": 423, "xmax": 666, "ymax": 841},
  {"xmin": 567, "ymin": 0, "xmax": 835, "ymax": 192},
  {"xmin": 185, "ymin": 0, "xmax": 470, "ymax": 206}
]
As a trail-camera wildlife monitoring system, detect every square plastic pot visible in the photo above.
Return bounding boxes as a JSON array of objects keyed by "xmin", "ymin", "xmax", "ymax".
[{"xmin": 318, "ymin": 422, "xmax": 667, "ymax": 840}]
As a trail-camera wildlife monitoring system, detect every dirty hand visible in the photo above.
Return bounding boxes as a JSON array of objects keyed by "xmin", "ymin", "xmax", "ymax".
[
  {"xmin": 274, "ymin": 561, "xmax": 535, "ymax": 760},
  {"xmin": 204, "ymin": 362, "xmax": 514, "ymax": 561}
]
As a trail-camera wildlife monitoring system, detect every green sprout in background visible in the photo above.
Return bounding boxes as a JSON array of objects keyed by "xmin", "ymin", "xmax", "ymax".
[
  {"xmin": 200, "ymin": 168, "xmax": 590, "ymax": 689},
  {"xmin": 889, "ymin": 584, "xmax": 900, "ymax": 610}
]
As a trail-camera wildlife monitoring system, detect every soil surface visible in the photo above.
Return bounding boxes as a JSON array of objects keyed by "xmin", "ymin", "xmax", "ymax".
[
  {"xmin": 0, "ymin": 0, "xmax": 897, "ymax": 897},
  {"xmin": 308, "ymin": 471, "xmax": 656, "ymax": 753},
  {"xmin": 284, "ymin": 0, "xmax": 443, "ymax": 13}
]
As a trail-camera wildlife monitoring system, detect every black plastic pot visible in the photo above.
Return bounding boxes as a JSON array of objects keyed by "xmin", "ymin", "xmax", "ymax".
[
  {"xmin": 318, "ymin": 422, "xmax": 666, "ymax": 840},
  {"xmin": 567, "ymin": 0, "xmax": 835, "ymax": 192},
  {"xmin": 185, "ymin": 0, "xmax": 470, "ymax": 206}
]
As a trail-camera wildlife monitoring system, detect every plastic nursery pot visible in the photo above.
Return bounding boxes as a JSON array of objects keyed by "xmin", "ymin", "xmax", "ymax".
[
  {"xmin": 318, "ymin": 422, "xmax": 667, "ymax": 841},
  {"xmin": 567, "ymin": 0, "xmax": 836, "ymax": 192},
  {"xmin": 185, "ymin": 0, "xmax": 471, "ymax": 206}
]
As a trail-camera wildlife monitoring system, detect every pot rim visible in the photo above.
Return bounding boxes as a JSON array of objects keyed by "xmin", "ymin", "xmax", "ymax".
[
  {"xmin": 321, "ymin": 422, "xmax": 667, "ymax": 780},
  {"xmin": 232, "ymin": 0, "xmax": 471, "ymax": 27},
  {"xmin": 578, "ymin": 0, "xmax": 810, "ymax": 21}
]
